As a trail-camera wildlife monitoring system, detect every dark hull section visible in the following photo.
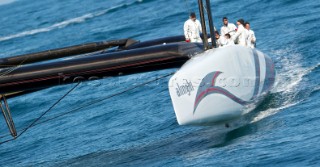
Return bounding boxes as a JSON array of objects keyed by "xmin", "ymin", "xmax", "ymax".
[
  {"xmin": 0, "ymin": 42, "xmax": 203, "ymax": 94},
  {"xmin": 0, "ymin": 35, "xmax": 187, "ymax": 68},
  {"xmin": 0, "ymin": 39, "xmax": 138, "ymax": 67},
  {"xmin": 125, "ymin": 35, "xmax": 186, "ymax": 50}
]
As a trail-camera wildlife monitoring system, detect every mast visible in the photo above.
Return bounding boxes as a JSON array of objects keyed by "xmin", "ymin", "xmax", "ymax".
[
  {"xmin": 197, "ymin": 0, "xmax": 217, "ymax": 49},
  {"xmin": 205, "ymin": 0, "xmax": 217, "ymax": 48},
  {"xmin": 197, "ymin": 0, "xmax": 209, "ymax": 50}
]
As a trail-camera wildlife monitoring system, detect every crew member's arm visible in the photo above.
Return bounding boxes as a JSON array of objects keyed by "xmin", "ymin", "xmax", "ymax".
[
  {"xmin": 226, "ymin": 24, "xmax": 237, "ymax": 35},
  {"xmin": 232, "ymin": 26, "xmax": 243, "ymax": 42},
  {"xmin": 251, "ymin": 31, "xmax": 256, "ymax": 43}
]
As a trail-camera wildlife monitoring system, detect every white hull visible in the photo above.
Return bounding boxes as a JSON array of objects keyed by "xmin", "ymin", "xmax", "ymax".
[{"xmin": 169, "ymin": 46, "xmax": 276, "ymax": 125}]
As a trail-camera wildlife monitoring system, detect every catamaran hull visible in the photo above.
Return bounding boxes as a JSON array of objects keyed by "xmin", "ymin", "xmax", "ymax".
[{"xmin": 169, "ymin": 46, "xmax": 276, "ymax": 125}]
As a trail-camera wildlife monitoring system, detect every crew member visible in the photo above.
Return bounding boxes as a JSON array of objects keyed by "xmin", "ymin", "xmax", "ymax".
[
  {"xmin": 220, "ymin": 17, "xmax": 237, "ymax": 37},
  {"xmin": 245, "ymin": 22, "xmax": 256, "ymax": 48},
  {"xmin": 232, "ymin": 19, "xmax": 247, "ymax": 46},
  {"xmin": 184, "ymin": 12, "xmax": 202, "ymax": 43},
  {"xmin": 214, "ymin": 31, "xmax": 224, "ymax": 47},
  {"xmin": 224, "ymin": 33, "xmax": 235, "ymax": 46}
]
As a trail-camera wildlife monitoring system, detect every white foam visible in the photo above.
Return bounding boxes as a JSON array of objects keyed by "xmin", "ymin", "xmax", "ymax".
[
  {"xmin": 0, "ymin": 1, "xmax": 141, "ymax": 42},
  {"xmin": 251, "ymin": 48, "xmax": 319, "ymax": 123},
  {"xmin": 0, "ymin": 0, "xmax": 15, "ymax": 6},
  {"xmin": 271, "ymin": 49, "xmax": 319, "ymax": 94},
  {"xmin": 250, "ymin": 101, "xmax": 300, "ymax": 123}
]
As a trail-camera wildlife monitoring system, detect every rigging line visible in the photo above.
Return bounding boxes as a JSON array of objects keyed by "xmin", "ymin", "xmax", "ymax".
[
  {"xmin": 32, "ymin": 72, "xmax": 174, "ymax": 126},
  {"xmin": 0, "ymin": 65, "xmax": 20, "ymax": 76},
  {"xmin": 0, "ymin": 82, "xmax": 80, "ymax": 145},
  {"xmin": 203, "ymin": 3, "xmax": 208, "ymax": 14},
  {"xmin": 60, "ymin": 49, "xmax": 107, "ymax": 61},
  {"xmin": 0, "ymin": 56, "xmax": 30, "ymax": 76},
  {"xmin": 0, "ymin": 72, "xmax": 174, "ymax": 143}
]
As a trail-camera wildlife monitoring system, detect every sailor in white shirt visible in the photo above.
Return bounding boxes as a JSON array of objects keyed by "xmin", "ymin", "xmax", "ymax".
[
  {"xmin": 232, "ymin": 19, "xmax": 247, "ymax": 46},
  {"xmin": 184, "ymin": 12, "xmax": 202, "ymax": 43},
  {"xmin": 220, "ymin": 17, "xmax": 237, "ymax": 37},
  {"xmin": 245, "ymin": 22, "xmax": 256, "ymax": 48},
  {"xmin": 214, "ymin": 31, "xmax": 225, "ymax": 47},
  {"xmin": 223, "ymin": 33, "xmax": 235, "ymax": 47}
]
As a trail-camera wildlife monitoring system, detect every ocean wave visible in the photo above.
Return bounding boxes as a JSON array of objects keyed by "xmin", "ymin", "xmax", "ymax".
[
  {"xmin": 0, "ymin": 0, "xmax": 143, "ymax": 42},
  {"xmin": 0, "ymin": 0, "xmax": 15, "ymax": 6},
  {"xmin": 250, "ymin": 48, "xmax": 319, "ymax": 123},
  {"xmin": 272, "ymin": 48, "xmax": 309, "ymax": 93},
  {"xmin": 251, "ymin": 101, "xmax": 301, "ymax": 123}
]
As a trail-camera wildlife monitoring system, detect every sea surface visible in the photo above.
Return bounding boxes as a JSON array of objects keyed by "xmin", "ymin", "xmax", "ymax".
[{"xmin": 0, "ymin": 0, "xmax": 319, "ymax": 166}]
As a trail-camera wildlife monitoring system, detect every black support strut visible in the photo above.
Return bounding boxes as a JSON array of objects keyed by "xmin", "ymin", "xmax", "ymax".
[{"xmin": 0, "ymin": 95, "xmax": 17, "ymax": 138}]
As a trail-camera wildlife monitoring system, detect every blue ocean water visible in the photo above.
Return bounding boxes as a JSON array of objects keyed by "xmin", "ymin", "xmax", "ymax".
[{"xmin": 0, "ymin": 0, "xmax": 319, "ymax": 166}]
